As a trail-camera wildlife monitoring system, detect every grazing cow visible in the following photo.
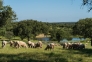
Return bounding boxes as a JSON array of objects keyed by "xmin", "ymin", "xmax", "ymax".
[
  {"xmin": 62, "ymin": 42, "xmax": 85, "ymax": 50},
  {"xmin": 9, "ymin": 41, "xmax": 19, "ymax": 48},
  {"xmin": 27, "ymin": 41, "xmax": 35, "ymax": 48},
  {"xmin": 45, "ymin": 43, "xmax": 55, "ymax": 50},
  {"xmin": 2, "ymin": 40, "xmax": 8, "ymax": 48},
  {"xmin": 62, "ymin": 42, "xmax": 69, "ymax": 49},
  {"xmin": 9, "ymin": 41, "xmax": 14, "ymax": 47},
  {"xmin": 69, "ymin": 42, "xmax": 85, "ymax": 49},
  {"xmin": 78, "ymin": 43, "xmax": 85, "ymax": 49},
  {"xmin": 12, "ymin": 41, "xmax": 18, "ymax": 48},
  {"xmin": 35, "ymin": 41, "xmax": 42, "ymax": 48},
  {"xmin": 72, "ymin": 43, "xmax": 79, "ymax": 49},
  {"xmin": 15, "ymin": 41, "xmax": 28, "ymax": 48},
  {"xmin": 67, "ymin": 42, "xmax": 72, "ymax": 49},
  {"xmin": 62, "ymin": 42, "xmax": 73, "ymax": 49}
]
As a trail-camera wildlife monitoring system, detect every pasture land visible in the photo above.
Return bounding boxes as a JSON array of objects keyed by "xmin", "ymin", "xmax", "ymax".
[{"xmin": 0, "ymin": 41, "xmax": 92, "ymax": 62}]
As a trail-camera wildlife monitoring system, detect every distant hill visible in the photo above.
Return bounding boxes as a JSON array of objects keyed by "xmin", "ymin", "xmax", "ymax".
[{"xmin": 49, "ymin": 22, "xmax": 76, "ymax": 24}]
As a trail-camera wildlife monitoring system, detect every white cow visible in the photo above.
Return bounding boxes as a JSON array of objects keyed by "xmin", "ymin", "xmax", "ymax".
[
  {"xmin": 28, "ymin": 41, "xmax": 35, "ymax": 48},
  {"xmin": 15, "ymin": 41, "xmax": 28, "ymax": 48},
  {"xmin": 2, "ymin": 40, "xmax": 8, "ymax": 48}
]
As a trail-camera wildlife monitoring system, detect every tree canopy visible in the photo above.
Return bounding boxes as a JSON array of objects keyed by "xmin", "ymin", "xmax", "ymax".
[
  {"xmin": 0, "ymin": 0, "xmax": 17, "ymax": 27},
  {"xmin": 73, "ymin": 18, "xmax": 92, "ymax": 38}
]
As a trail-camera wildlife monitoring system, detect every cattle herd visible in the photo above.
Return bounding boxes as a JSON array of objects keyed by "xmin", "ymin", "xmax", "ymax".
[
  {"xmin": 62, "ymin": 42, "xmax": 85, "ymax": 49},
  {"xmin": 1, "ymin": 40, "xmax": 86, "ymax": 50}
]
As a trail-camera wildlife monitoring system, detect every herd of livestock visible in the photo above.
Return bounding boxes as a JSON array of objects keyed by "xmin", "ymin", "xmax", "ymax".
[{"xmin": 1, "ymin": 40, "xmax": 86, "ymax": 50}]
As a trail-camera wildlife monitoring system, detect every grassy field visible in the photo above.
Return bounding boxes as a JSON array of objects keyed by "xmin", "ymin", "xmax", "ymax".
[{"xmin": 0, "ymin": 40, "xmax": 92, "ymax": 62}]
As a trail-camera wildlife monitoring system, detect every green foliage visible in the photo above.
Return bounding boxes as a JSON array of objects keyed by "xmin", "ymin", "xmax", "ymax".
[
  {"xmin": 50, "ymin": 28, "xmax": 57, "ymax": 41},
  {"xmin": 13, "ymin": 20, "xmax": 50, "ymax": 41},
  {"xmin": 56, "ymin": 28, "xmax": 72, "ymax": 42},
  {"xmin": 73, "ymin": 18, "xmax": 92, "ymax": 38},
  {"xmin": 13, "ymin": 21, "xmax": 32, "ymax": 40},
  {"xmin": 0, "ymin": 5, "xmax": 17, "ymax": 27},
  {"xmin": 0, "ymin": 27, "xmax": 5, "ymax": 36},
  {"xmin": 5, "ymin": 31, "xmax": 14, "ymax": 40},
  {"xmin": 0, "ymin": 1, "xmax": 17, "ymax": 39},
  {"xmin": 56, "ymin": 29, "xmax": 65, "ymax": 42},
  {"xmin": 41, "ymin": 23, "xmax": 50, "ymax": 35},
  {"xmin": 50, "ymin": 26, "xmax": 72, "ymax": 42}
]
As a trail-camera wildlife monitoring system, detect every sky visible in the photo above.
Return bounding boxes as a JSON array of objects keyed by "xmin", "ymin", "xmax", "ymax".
[{"xmin": 3, "ymin": 0, "xmax": 92, "ymax": 22}]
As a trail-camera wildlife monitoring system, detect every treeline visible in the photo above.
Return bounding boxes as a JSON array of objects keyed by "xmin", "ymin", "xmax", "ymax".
[
  {"xmin": 0, "ymin": 19, "xmax": 74, "ymax": 42},
  {"xmin": 49, "ymin": 22, "xmax": 76, "ymax": 28}
]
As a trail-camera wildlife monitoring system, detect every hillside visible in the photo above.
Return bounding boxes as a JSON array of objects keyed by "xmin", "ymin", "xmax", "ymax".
[{"xmin": 49, "ymin": 22, "xmax": 76, "ymax": 25}]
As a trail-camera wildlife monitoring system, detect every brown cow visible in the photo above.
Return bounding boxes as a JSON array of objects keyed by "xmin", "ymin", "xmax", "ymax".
[
  {"xmin": 45, "ymin": 43, "xmax": 55, "ymax": 50},
  {"xmin": 35, "ymin": 41, "xmax": 43, "ymax": 48},
  {"xmin": 72, "ymin": 43, "xmax": 85, "ymax": 49}
]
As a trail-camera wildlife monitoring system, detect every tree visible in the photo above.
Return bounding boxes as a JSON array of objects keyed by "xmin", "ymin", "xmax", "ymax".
[
  {"xmin": 32, "ymin": 21, "xmax": 43, "ymax": 37},
  {"xmin": 0, "ymin": 6, "xmax": 17, "ymax": 27},
  {"xmin": 50, "ymin": 28, "xmax": 57, "ymax": 41},
  {"xmin": 0, "ymin": 0, "xmax": 3, "ymax": 8},
  {"xmin": 31, "ymin": 21, "xmax": 50, "ymax": 39},
  {"xmin": 41, "ymin": 23, "xmax": 50, "ymax": 36},
  {"xmin": 56, "ymin": 29, "xmax": 63, "ymax": 42},
  {"xmin": 73, "ymin": 18, "xmax": 92, "ymax": 46},
  {"xmin": 0, "ymin": 0, "xmax": 17, "ymax": 39},
  {"xmin": 56, "ymin": 29, "xmax": 72, "ymax": 42},
  {"xmin": 0, "ymin": 0, "xmax": 17, "ymax": 27},
  {"xmin": 13, "ymin": 21, "xmax": 32, "ymax": 41}
]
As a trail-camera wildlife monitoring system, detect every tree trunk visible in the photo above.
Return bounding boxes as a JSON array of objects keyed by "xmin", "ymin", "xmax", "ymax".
[
  {"xmin": 91, "ymin": 38, "xmax": 92, "ymax": 46},
  {"xmin": 58, "ymin": 39, "xmax": 60, "ymax": 43},
  {"xmin": 21, "ymin": 38, "xmax": 23, "ymax": 40},
  {"xmin": 27, "ymin": 37, "xmax": 30, "ymax": 41}
]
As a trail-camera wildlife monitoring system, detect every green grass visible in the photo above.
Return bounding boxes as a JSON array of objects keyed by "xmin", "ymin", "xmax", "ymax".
[{"xmin": 0, "ymin": 41, "xmax": 92, "ymax": 62}]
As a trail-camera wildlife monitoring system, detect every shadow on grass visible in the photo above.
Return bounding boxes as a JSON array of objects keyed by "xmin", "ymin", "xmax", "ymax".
[
  {"xmin": 76, "ymin": 48, "xmax": 92, "ymax": 57},
  {"xmin": 0, "ymin": 52, "xmax": 68, "ymax": 62},
  {"xmin": 0, "ymin": 53, "xmax": 46, "ymax": 62},
  {"xmin": 64, "ymin": 48, "xmax": 92, "ymax": 57},
  {"xmin": 44, "ymin": 52, "xmax": 68, "ymax": 62}
]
